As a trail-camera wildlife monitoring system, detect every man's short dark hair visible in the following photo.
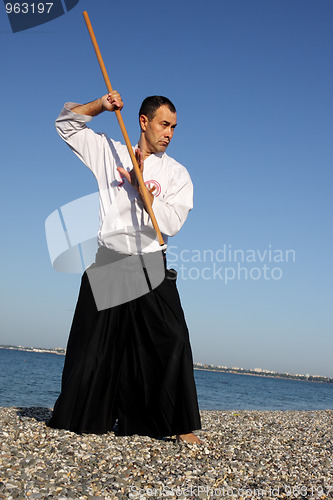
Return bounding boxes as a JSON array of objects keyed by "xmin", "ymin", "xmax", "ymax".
[{"xmin": 139, "ymin": 96, "xmax": 176, "ymax": 121}]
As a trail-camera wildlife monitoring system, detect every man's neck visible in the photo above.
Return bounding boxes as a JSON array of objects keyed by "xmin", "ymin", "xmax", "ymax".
[{"xmin": 137, "ymin": 138, "xmax": 152, "ymax": 161}]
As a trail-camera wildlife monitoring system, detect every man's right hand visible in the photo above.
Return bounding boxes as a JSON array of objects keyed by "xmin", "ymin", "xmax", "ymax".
[
  {"xmin": 101, "ymin": 91, "xmax": 124, "ymax": 112},
  {"xmin": 71, "ymin": 91, "xmax": 123, "ymax": 116}
]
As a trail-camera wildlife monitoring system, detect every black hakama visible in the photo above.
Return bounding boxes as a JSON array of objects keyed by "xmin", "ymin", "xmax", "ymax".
[{"xmin": 48, "ymin": 256, "xmax": 201, "ymax": 437}]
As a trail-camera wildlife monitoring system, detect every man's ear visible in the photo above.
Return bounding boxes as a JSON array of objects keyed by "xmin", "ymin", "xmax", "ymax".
[{"xmin": 139, "ymin": 114, "xmax": 149, "ymax": 131}]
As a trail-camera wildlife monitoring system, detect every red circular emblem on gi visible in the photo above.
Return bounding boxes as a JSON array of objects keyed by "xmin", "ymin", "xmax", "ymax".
[{"xmin": 144, "ymin": 180, "xmax": 161, "ymax": 197}]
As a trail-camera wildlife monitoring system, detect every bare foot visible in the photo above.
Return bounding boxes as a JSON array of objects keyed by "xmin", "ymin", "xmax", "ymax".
[{"xmin": 176, "ymin": 432, "xmax": 202, "ymax": 444}]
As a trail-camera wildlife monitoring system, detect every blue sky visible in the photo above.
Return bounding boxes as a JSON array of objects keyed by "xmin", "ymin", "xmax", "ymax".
[{"xmin": 1, "ymin": 0, "xmax": 332, "ymax": 377}]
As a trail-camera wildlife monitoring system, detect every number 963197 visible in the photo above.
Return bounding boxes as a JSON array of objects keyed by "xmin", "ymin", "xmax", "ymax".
[{"xmin": 6, "ymin": 3, "xmax": 54, "ymax": 14}]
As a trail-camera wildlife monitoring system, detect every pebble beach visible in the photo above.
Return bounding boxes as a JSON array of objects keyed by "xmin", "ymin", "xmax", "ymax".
[{"xmin": 0, "ymin": 407, "xmax": 332, "ymax": 499}]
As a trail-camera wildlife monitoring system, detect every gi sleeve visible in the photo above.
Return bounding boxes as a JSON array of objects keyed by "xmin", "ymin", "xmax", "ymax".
[
  {"xmin": 55, "ymin": 103, "xmax": 108, "ymax": 178},
  {"xmin": 149, "ymin": 165, "xmax": 193, "ymax": 237}
]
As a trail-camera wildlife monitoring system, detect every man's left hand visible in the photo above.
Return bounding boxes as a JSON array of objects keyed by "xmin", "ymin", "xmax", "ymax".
[{"xmin": 117, "ymin": 148, "xmax": 155, "ymax": 207}]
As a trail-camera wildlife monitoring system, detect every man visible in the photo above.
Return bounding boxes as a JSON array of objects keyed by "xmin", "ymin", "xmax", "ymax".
[{"xmin": 48, "ymin": 91, "xmax": 201, "ymax": 444}]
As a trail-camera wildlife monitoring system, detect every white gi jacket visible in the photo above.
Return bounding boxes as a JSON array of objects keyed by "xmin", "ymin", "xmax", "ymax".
[{"xmin": 55, "ymin": 104, "xmax": 193, "ymax": 255}]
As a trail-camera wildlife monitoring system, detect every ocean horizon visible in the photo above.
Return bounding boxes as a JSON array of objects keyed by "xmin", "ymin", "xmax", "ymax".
[
  {"xmin": 1, "ymin": 348, "xmax": 332, "ymax": 411},
  {"xmin": 1, "ymin": 345, "xmax": 331, "ymax": 382}
]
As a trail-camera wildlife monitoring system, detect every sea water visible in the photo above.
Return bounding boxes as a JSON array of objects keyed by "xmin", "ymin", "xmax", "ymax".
[{"xmin": 0, "ymin": 348, "xmax": 332, "ymax": 410}]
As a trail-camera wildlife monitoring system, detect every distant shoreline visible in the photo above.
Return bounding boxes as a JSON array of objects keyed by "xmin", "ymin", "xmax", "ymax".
[
  {"xmin": 193, "ymin": 367, "xmax": 332, "ymax": 384},
  {"xmin": 1, "ymin": 345, "xmax": 332, "ymax": 384},
  {"xmin": 0, "ymin": 345, "xmax": 65, "ymax": 356}
]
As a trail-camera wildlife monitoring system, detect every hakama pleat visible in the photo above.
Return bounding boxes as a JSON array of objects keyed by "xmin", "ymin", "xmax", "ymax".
[{"xmin": 48, "ymin": 262, "xmax": 201, "ymax": 437}]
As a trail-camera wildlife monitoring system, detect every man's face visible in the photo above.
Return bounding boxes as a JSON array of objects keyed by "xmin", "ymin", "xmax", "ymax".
[{"xmin": 140, "ymin": 105, "xmax": 177, "ymax": 155}]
